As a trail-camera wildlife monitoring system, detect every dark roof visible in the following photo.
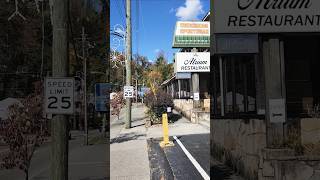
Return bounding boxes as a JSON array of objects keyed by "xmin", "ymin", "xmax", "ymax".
[{"xmin": 202, "ymin": 12, "xmax": 210, "ymax": 21}]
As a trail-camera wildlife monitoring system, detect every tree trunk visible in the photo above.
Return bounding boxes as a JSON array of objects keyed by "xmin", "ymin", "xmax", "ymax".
[
  {"xmin": 25, "ymin": 137, "xmax": 29, "ymax": 180},
  {"xmin": 25, "ymin": 169, "xmax": 29, "ymax": 180}
]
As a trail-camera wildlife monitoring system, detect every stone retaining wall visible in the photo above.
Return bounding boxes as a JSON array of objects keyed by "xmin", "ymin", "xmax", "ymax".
[
  {"xmin": 212, "ymin": 118, "xmax": 320, "ymax": 180},
  {"xmin": 259, "ymin": 149, "xmax": 320, "ymax": 180},
  {"xmin": 173, "ymin": 99, "xmax": 210, "ymax": 123},
  {"xmin": 301, "ymin": 118, "xmax": 320, "ymax": 144},
  {"xmin": 173, "ymin": 99, "xmax": 193, "ymax": 119},
  {"xmin": 211, "ymin": 119, "xmax": 267, "ymax": 180}
]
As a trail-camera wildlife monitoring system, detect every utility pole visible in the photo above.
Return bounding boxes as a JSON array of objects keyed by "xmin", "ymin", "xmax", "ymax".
[
  {"xmin": 142, "ymin": 81, "xmax": 144, "ymax": 104},
  {"xmin": 125, "ymin": 0, "xmax": 132, "ymax": 129},
  {"xmin": 191, "ymin": 48, "xmax": 200, "ymax": 108},
  {"xmin": 102, "ymin": 112, "xmax": 106, "ymax": 137},
  {"xmin": 136, "ymin": 78, "xmax": 138, "ymax": 103},
  {"xmin": 104, "ymin": 0, "xmax": 110, "ymax": 138},
  {"xmin": 102, "ymin": 68, "xmax": 108, "ymax": 137},
  {"xmin": 135, "ymin": 70, "xmax": 138, "ymax": 103},
  {"xmin": 122, "ymin": 66, "xmax": 125, "ymax": 86},
  {"xmin": 51, "ymin": 0, "xmax": 68, "ymax": 179},
  {"xmin": 126, "ymin": 0, "xmax": 132, "ymax": 129},
  {"xmin": 82, "ymin": 27, "xmax": 88, "ymax": 145}
]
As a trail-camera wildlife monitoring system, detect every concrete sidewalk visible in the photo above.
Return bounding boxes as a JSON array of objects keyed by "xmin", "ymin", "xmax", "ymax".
[
  {"xmin": 0, "ymin": 129, "xmax": 108, "ymax": 180},
  {"xmin": 110, "ymin": 104, "xmax": 150, "ymax": 180},
  {"xmin": 147, "ymin": 109, "xmax": 209, "ymax": 138},
  {"xmin": 110, "ymin": 104, "xmax": 210, "ymax": 180}
]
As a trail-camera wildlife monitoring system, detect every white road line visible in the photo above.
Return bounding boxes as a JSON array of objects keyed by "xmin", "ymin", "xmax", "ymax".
[{"xmin": 173, "ymin": 136, "xmax": 210, "ymax": 180}]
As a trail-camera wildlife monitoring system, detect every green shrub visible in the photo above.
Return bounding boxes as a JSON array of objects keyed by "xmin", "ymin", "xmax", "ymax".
[{"xmin": 144, "ymin": 89, "xmax": 173, "ymax": 124}]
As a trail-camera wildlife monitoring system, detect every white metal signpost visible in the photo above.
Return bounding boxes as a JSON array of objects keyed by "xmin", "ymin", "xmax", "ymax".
[
  {"xmin": 124, "ymin": 86, "xmax": 134, "ymax": 98},
  {"xmin": 45, "ymin": 78, "xmax": 74, "ymax": 114}
]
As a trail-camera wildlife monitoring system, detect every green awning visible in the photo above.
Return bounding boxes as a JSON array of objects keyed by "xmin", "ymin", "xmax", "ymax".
[{"xmin": 172, "ymin": 35, "xmax": 210, "ymax": 48}]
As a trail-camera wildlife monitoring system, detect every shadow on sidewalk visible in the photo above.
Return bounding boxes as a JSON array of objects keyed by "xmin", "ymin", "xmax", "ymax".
[
  {"xmin": 131, "ymin": 123, "xmax": 145, "ymax": 128},
  {"xmin": 168, "ymin": 113, "xmax": 182, "ymax": 123},
  {"xmin": 78, "ymin": 178, "xmax": 107, "ymax": 180},
  {"xmin": 132, "ymin": 117, "xmax": 146, "ymax": 122},
  {"xmin": 110, "ymin": 132, "xmax": 146, "ymax": 144}
]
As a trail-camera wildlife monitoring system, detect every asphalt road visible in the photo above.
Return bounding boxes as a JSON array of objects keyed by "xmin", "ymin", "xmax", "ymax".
[{"xmin": 148, "ymin": 133, "xmax": 210, "ymax": 180}]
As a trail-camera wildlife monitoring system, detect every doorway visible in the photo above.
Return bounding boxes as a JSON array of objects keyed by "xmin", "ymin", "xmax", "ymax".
[{"xmin": 284, "ymin": 35, "xmax": 320, "ymax": 117}]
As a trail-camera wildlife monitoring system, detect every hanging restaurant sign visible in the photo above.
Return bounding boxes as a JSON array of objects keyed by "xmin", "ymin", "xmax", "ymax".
[
  {"xmin": 215, "ymin": 34, "xmax": 259, "ymax": 54},
  {"xmin": 176, "ymin": 72, "xmax": 192, "ymax": 79},
  {"xmin": 172, "ymin": 21, "xmax": 210, "ymax": 48},
  {"xmin": 175, "ymin": 52, "xmax": 210, "ymax": 72},
  {"xmin": 213, "ymin": 0, "xmax": 320, "ymax": 33}
]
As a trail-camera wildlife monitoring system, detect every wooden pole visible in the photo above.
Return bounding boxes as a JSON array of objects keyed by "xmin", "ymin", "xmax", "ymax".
[
  {"xmin": 191, "ymin": 48, "xmax": 200, "ymax": 108},
  {"xmin": 51, "ymin": 0, "xmax": 68, "ymax": 179},
  {"xmin": 125, "ymin": 0, "xmax": 132, "ymax": 129},
  {"xmin": 82, "ymin": 27, "xmax": 88, "ymax": 145}
]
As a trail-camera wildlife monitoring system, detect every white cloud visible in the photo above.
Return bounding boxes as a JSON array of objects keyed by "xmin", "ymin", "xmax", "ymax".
[
  {"xmin": 154, "ymin": 49, "xmax": 161, "ymax": 54},
  {"xmin": 176, "ymin": 0, "xmax": 204, "ymax": 21}
]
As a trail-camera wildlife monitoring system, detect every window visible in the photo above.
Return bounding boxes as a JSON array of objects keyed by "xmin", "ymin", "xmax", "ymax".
[
  {"xmin": 284, "ymin": 36, "xmax": 320, "ymax": 118},
  {"xmin": 211, "ymin": 55, "xmax": 258, "ymax": 119}
]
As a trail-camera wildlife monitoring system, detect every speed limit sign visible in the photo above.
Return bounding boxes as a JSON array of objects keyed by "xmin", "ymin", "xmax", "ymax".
[
  {"xmin": 124, "ymin": 86, "xmax": 134, "ymax": 98},
  {"xmin": 45, "ymin": 78, "xmax": 74, "ymax": 114}
]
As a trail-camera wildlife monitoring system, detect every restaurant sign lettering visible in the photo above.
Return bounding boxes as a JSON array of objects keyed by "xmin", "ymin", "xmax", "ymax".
[
  {"xmin": 175, "ymin": 52, "xmax": 210, "ymax": 72},
  {"xmin": 213, "ymin": 0, "xmax": 320, "ymax": 33}
]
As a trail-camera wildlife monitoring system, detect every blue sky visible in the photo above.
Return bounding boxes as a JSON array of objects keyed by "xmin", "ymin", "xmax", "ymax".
[{"xmin": 110, "ymin": 0, "xmax": 210, "ymax": 63}]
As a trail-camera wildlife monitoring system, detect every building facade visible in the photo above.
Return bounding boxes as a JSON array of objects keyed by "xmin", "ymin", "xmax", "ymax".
[
  {"xmin": 162, "ymin": 13, "xmax": 210, "ymax": 123},
  {"xmin": 212, "ymin": 1, "xmax": 320, "ymax": 180}
]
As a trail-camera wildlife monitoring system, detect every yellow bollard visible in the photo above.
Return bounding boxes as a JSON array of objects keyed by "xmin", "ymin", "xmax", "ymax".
[{"xmin": 159, "ymin": 113, "xmax": 174, "ymax": 148}]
